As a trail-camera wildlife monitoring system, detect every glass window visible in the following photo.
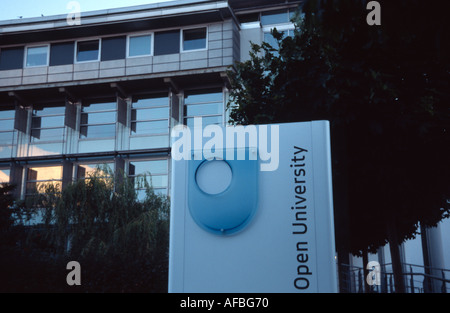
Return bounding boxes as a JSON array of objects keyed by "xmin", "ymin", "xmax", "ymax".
[
  {"xmin": 0, "ymin": 168, "xmax": 10, "ymax": 183},
  {"xmin": 154, "ymin": 30, "xmax": 180, "ymax": 56},
  {"xmin": 129, "ymin": 159, "xmax": 169, "ymax": 198},
  {"xmin": 261, "ymin": 9, "xmax": 290, "ymax": 25},
  {"xmin": 128, "ymin": 34, "xmax": 152, "ymax": 57},
  {"xmin": 101, "ymin": 36, "xmax": 126, "ymax": 61},
  {"xmin": 50, "ymin": 42, "xmax": 75, "ymax": 66},
  {"xmin": 30, "ymin": 104, "xmax": 65, "ymax": 143},
  {"xmin": 0, "ymin": 108, "xmax": 16, "ymax": 158},
  {"xmin": 80, "ymin": 101, "xmax": 116, "ymax": 140},
  {"xmin": 76, "ymin": 163, "xmax": 113, "ymax": 180},
  {"xmin": 183, "ymin": 28, "xmax": 207, "ymax": 51},
  {"xmin": 184, "ymin": 88, "xmax": 223, "ymax": 128},
  {"xmin": 76, "ymin": 40, "xmax": 99, "ymax": 62},
  {"xmin": 0, "ymin": 47, "xmax": 24, "ymax": 70},
  {"xmin": 26, "ymin": 46, "xmax": 48, "ymax": 67},
  {"xmin": 26, "ymin": 165, "xmax": 62, "ymax": 194},
  {"xmin": 130, "ymin": 95, "xmax": 169, "ymax": 137}
]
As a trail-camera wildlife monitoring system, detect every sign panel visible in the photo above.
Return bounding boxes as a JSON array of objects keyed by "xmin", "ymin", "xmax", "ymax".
[{"xmin": 169, "ymin": 120, "xmax": 337, "ymax": 292}]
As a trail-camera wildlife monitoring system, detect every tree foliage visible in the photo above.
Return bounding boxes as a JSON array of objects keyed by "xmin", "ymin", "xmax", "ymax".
[
  {"xmin": 227, "ymin": 0, "xmax": 450, "ymax": 256},
  {"xmin": 15, "ymin": 166, "xmax": 170, "ymax": 292}
]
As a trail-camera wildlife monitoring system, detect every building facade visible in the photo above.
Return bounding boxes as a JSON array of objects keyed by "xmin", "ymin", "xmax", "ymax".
[{"xmin": 0, "ymin": 0, "xmax": 302, "ymax": 199}]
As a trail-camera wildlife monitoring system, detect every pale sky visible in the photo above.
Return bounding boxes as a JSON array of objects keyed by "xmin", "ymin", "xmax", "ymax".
[{"xmin": 0, "ymin": 0, "xmax": 173, "ymax": 21}]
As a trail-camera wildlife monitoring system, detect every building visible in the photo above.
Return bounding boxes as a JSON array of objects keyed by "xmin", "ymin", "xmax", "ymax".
[{"xmin": 0, "ymin": 0, "xmax": 301, "ymax": 200}]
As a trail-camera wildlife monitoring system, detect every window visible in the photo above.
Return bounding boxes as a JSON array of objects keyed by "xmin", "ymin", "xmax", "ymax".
[
  {"xmin": 263, "ymin": 29, "xmax": 295, "ymax": 51},
  {"xmin": 26, "ymin": 165, "xmax": 62, "ymax": 195},
  {"xmin": 76, "ymin": 162, "xmax": 113, "ymax": 180},
  {"xmin": 182, "ymin": 27, "xmax": 207, "ymax": 51},
  {"xmin": 0, "ymin": 168, "xmax": 10, "ymax": 183},
  {"xmin": 26, "ymin": 45, "xmax": 49, "ymax": 67},
  {"xmin": 0, "ymin": 108, "xmax": 16, "ymax": 159},
  {"xmin": 261, "ymin": 9, "xmax": 293, "ymax": 26},
  {"xmin": 128, "ymin": 34, "xmax": 152, "ymax": 57},
  {"xmin": 184, "ymin": 88, "xmax": 224, "ymax": 128},
  {"xmin": 0, "ymin": 47, "xmax": 24, "ymax": 70},
  {"xmin": 101, "ymin": 36, "xmax": 126, "ymax": 61},
  {"xmin": 76, "ymin": 40, "xmax": 100, "ymax": 62},
  {"xmin": 50, "ymin": 42, "xmax": 75, "ymax": 66},
  {"xmin": 129, "ymin": 159, "xmax": 169, "ymax": 198},
  {"xmin": 154, "ymin": 30, "xmax": 180, "ymax": 56},
  {"xmin": 80, "ymin": 101, "xmax": 116, "ymax": 139},
  {"xmin": 129, "ymin": 95, "xmax": 170, "ymax": 150},
  {"xmin": 29, "ymin": 104, "xmax": 65, "ymax": 156}
]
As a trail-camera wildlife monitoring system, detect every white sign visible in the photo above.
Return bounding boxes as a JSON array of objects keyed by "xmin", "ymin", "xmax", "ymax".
[{"xmin": 169, "ymin": 121, "xmax": 337, "ymax": 292}]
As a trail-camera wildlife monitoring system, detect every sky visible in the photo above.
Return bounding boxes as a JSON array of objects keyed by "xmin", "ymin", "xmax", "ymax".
[{"xmin": 0, "ymin": 0, "xmax": 173, "ymax": 21}]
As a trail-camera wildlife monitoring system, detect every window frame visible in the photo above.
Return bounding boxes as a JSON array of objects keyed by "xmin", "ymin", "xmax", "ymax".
[
  {"xmin": 74, "ymin": 39, "xmax": 101, "ymax": 64},
  {"xmin": 126, "ymin": 32, "xmax": 154, "ymax": 58},
  {"xmin": 127, "ymin": 157, "xmax": 169, "ymax": 196},
  {"xmin": 79, "ymin": 100, "xmax": 117, "ymax": 141},
  {"xmin": 183, "ymin": 87, "xmax": 225, "ymax": 128},
  {"xmin": 130, "ymin": 94, "xmax": 170, "ymax": 138},
  {"xmin": 24, "ymin": 44, "xmax": 50, "ymax": 68},
  {"xmin": 181, "ymin": 26, "xmax": 208, "ymax": 53}
]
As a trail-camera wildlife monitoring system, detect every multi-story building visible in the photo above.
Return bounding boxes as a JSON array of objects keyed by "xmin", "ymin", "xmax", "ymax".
[{"xmin": 0, "ymin": 0, "xmax": 301, "ymax": 199}]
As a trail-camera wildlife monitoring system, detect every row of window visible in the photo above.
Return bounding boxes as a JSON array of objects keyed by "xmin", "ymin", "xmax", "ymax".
[
  {"xmin": 0, "ymin": 88, "xmax": 225, "ymax": 158},
  {"xmin": 0, "ymin": 27, "xmax": 208, "ymax": 70},
  {"xmin": 0, "ymin": 158, "xmax": 169, "ymax": 198},
  {"xmin": 238, "ymin": 8, "xmax": 298, "ymax": 25}
]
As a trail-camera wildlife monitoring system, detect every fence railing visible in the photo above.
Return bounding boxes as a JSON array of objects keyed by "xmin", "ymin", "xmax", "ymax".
[{"xmin": 339, "ymin": 263, "xmax": 450, "ymax": 293}]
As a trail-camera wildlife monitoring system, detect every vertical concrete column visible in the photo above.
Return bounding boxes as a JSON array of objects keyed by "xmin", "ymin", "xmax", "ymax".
[{"xmin": 421, "ymin": 223, "xmax": 445, "ymax": 292}]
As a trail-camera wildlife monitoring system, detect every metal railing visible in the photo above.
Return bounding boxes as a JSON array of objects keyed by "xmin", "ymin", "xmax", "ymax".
[{"xmin": 339, "ymin": 263, "xmax": 450, "ymax": 293}]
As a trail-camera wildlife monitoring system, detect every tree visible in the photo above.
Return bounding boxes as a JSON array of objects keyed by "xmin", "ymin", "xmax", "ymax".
[
  {"xmin": 227, "ymin": 0, "xmax": 450, "ymax": 292},
  {"xmin": 17, "ymin": 166, "xmax": 170, "ymax": 292}
]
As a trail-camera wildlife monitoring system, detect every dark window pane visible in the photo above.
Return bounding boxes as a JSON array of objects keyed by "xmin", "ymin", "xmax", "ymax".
[
  {"xmin": 183, "ymin": 28, "xmax": 207, "ymax": 51},
  {"xmin": 154, "ymin": 30, "xmax": 180, "ymax": 56},
  {"xmin": 101, "ymin": 36, "xmax": 126, "ymax": 61},
  {"xmin": 261, "ymin": 9, "xmax": 289, "ymax": 25},
  {"xmin": 80, "ymin": 124, "xmax": 115, "ymax": 139},
  {"xmin": 0, "ymin": 47, "xmax": 24, "ymax": 70},
  {"xmin": 50, "ymin": 42, "xmax": 74, "ymax": 66},
  {"xmin": 77, "ymin": 40, "xmax": 99, "ymax": 62},
  {"xmin": 129, "ymin": 35, "xmax": 152, "ymax": 57}
]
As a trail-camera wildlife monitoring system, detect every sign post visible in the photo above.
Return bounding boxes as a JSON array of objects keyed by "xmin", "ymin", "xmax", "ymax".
[{"xmin": 169, "ymin": 120, "xmax": 337, "ymax": 292}]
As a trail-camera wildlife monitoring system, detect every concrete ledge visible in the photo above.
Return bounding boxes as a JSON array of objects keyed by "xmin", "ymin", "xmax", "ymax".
[
  {"xmin": 100, "ymin": 59, "xmax": 126, "ymax": 69},
  {"xmin": 48, "ymin": 65, "xmax": 73, "ymax": 74},
  {"xmin": 73, "ymin": 70, "xmax": 99, "ymax": 80},
  {"xmin": 0, "ymin": 77, "xmax": 21, "ymax": 87},
  {"xmin": 48, "ymin": 72, "xmax": 73, "ymax": 82},
  {"xmin": 154, "ymin": 54, "xmax": 180, "ymax": 64},
  {"xmin": 180, "ymin": 51, "xmax": 207, "ymax": 61},
  {"xmin": 99, "ymin": 67, "xmax": 126, "ymax": 78},
  {"xmin": 23, "ymin": 67, "xmax": 48, "ymax": 76},
  {"xmin": 126, "ymin": 56, "xmax": 153, "ymax": 67},
  {"xmin": 0, "ymin": 69, "xmax": 23, "ymax": 78},
  {"xmin": 22, "ymin": 75, "xmax": 47, "ymax": 84},
  {"xmin": 153, "ymin": 62, "xmax": 179, "ymax": 72},
  {"xmin": 126, "ymin": 65, "xmax": 152, "ymax": 76},
  {"xmin": 180, "ymin": 59, "xmax": 207, "ymax": 70},
  {"xmin": 74, "ymin": 62, "xmax": 100, "ymax": 72}
]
